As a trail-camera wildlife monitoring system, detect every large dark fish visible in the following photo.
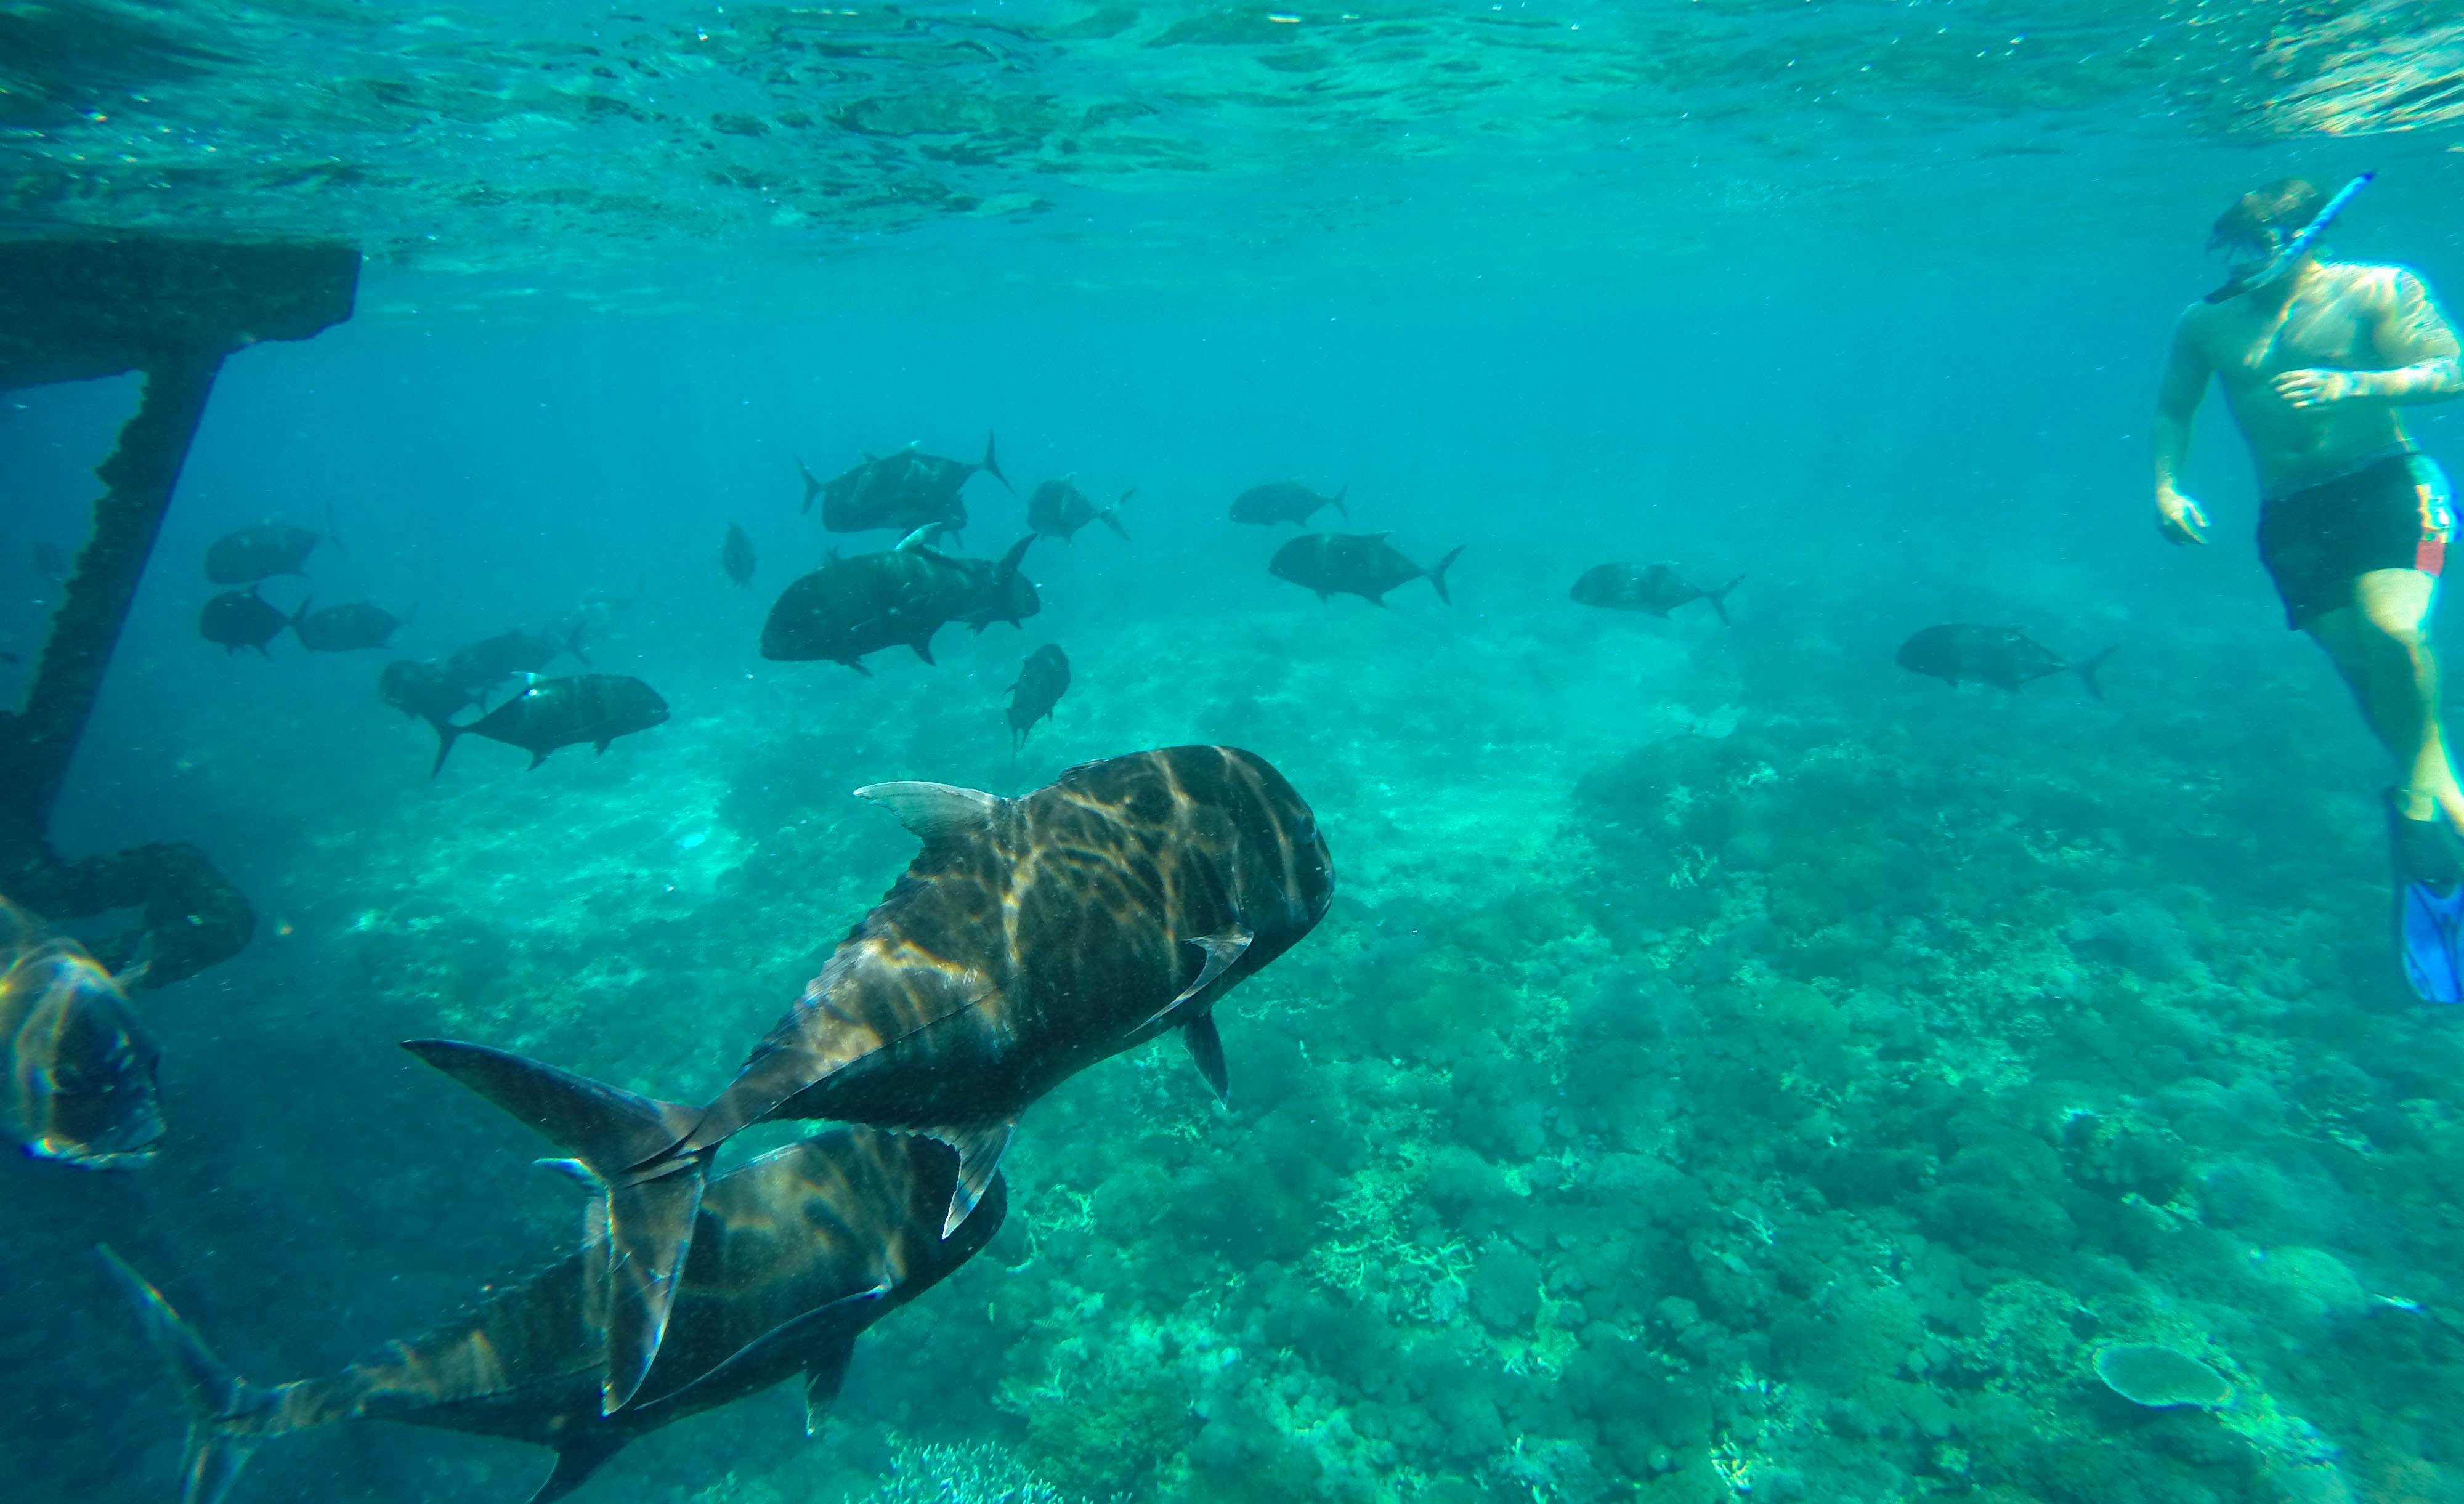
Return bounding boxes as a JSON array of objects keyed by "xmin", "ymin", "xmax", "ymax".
[
  {"xmin": 431, "ymin": 674, "xmax": 670, "ymax": 776},
  {"xmin": 378, "ymin": 659, "xmax": 477, "ymax": 734},
  {"xmin": 412, "ymin": 745, "xmax": 1331, "ymax": 1410},
  {"xmin": 197, "ymin": 587, "xmax": 294, "ymax": 655},
  {"xmin": 1269, "ymin": 532, "xmax": 1463, "ymax": 606},
  {"xmin": 721, "ymin": 523, "xmax": 756, "ymax": 587},
  {"xmin": 444, "ymin": 627, "xmax": 582, "ymax": 705},
  {"xmin": 814, "ymin": 435, "xmax": 1010, "ymax": 538},
  {"xmin": 759, "ymin": 532, "xmax": 1037, "ymax": 674},
  {"xmin": 1005, "ymin": 644, "xmax": 1070, "ymax": 753},
  {"xmin": 106, "ymin": 1125, "xmax": 1003, "ymax": 1502},
  {"xmin": 1026, "ymin": 480, "xmax": 1130, "ymax": 544},
  {"xmin": 1569, "ymin": 564, "xmax": 1743, "ymax": 624},
  {"xmin": 1896, "ymin": 625, "xmax": 2116, "ymax": 699},
  {"xmin": 291, "ymin": 600, "xmax": 407, "ymax": 652},
  {"xmin": 1231, "ymin": 481, "xmax": 1347, "ymax": 527},
  {"xmin": 2, "ymin": 901, "xmax": 161, "ymax": 1169},
  {"xmin": 203, "ymin": 517, "xmax": 336, "ymax": 585}
]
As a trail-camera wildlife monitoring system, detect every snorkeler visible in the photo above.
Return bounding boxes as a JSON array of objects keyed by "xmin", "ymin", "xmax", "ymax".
[{"xmin": 2150, "ymin": 176, "xmax": 2464, "ymax": 999}]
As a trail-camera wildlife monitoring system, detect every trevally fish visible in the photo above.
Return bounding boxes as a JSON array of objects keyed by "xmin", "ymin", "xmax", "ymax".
[
  {"xmin": 1231, "ymin": 480, "xmax": 1347, "ymax": 527},
  {"xmin": 1006, "ymin": 644, "xmax": 1069, "ymax": 753},
  {"xmin": 105, "ymin": 1125, "xmax": 1003, "ymax": 1503},
  {"xmin": 378, "ymin": 659, "xmax": 478, "ymax": 733},
  {"xmin": 759, "ymin": 532, "xmax": 1037, "ymax": 674},
  {"xmin": 548, "ymin": 577, "xmax": 651, "ymax": 666},
  {"xmin": 411, "ymin": 745, "xmax": 1332, "ymax": 1410},
  {"xmin": 431, "ymin": 674, "xmax": 670, "ymax": 776},
  {"xmin": 197, "ymin": 587, "xmax": 294, "ymax": 655},
  {"xmin": 291, "ymin": 600, "xmax": 408, "ymax": 652},
  {"xmin": 1269, "ymin": 532, "xmax": 1464, "ymax": 606},
  {"xmin": 2, "ymin": 901, "xmax": 162, "ymax": 1169},
  {"xmin": 444, "ymin": 627, "xmax": 582, "ymax": 706},
  {"xmin": 721, "ymin": 523, "xmax": 756, "ymax": 587},
  {"xmin": 812, "ymin": 435, "xmax": 1010, "ymax": 538},
  {"xmin": 203, "ymin": 515, "xmax": 338, "ymax": 586},
  {"xmin": 1569, "ymin": 564, "xmax": 1743, "ymax": 623},
  {"xmin": 1026, "ymin": 480, "xmax": 1130, "ymax": 544},
  {"xmin": 1896, "ymin": 625, "xmax": 2116, "ymax": 699}
]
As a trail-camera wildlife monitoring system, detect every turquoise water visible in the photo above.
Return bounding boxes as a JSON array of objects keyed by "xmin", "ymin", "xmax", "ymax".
[{"xmin": 8, "ymin": 4, "xmax": 2464, "ymax": 1503}]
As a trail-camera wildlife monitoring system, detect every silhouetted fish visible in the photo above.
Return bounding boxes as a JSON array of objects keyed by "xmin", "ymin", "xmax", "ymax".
[
  {"xmin": 2, "ymin": 901, "xmax": 161, "ymax": 1169},
  {"xmin": 198, "ymin": 587, "xmax": 294, "ymax": 655},
  {"xmin": 1570, "ymin": 564, "xmax": 1743, "ymax": 623},
  {"xmin": 1896, "ymin": 625, "xmax": 2115, "ymax": 698},
  {"xmin": 1006, "ymin": 644, "xmax": 1069, "ymax": 753},
  {"xmin": 432, "ymin": 674, "xmax": 670, "ymax": 776},
  {"xmin": 292, "ymin": 600, "xmax": 407, "ymax": 652},
  {"xmin": 105, "ymin": 1125, "xmax": 1002, "ymax": 1499},
  {"xmin": 1270, "ymin": 532, "xmax": 1463, "ymax": 606},
  {"xmin": 378, "ymin": 659, "xmax": 477, "ymax": 734},
  {"xmin": 1027, "ymin": 480, "xmax": 1130, "ymax": 544},
  {"xmin": 548, "ymin": 577, "xmax": 651, "ymax": 665},
  {"xmin": 760, "ymin": 532, "xmax": 1037, "ymax": 673},
  {"xmin": 444, "ymin": 627, "xmax": 580, "ymax": 705},
  {"xmin": 1231, "ymin": 481, "xmax": 1347, "ymax": 527},
  {"xmin": 814, "ymin": 435, "xmax": 1010, "ymax": 538},
  {"xmin": 411, "ymin": 745, "xmax": 1331, "ymax": 1409},
  {"xmin": 721, "ymin": 523, "xmax": 756, "ymax": 587},
  {"xmin": 203, "ymin": 517, "xmax": 336, "ymax": 585}
]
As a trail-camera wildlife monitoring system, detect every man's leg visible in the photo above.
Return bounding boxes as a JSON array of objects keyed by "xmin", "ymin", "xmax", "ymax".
[{"xmin": 2306, "ymin": 568, "xmax": 2464, "ymax": 830}]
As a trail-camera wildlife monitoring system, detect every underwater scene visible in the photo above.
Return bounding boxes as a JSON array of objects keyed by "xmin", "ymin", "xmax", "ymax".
[{"xmin": 7, "ymin": 4, "xmax": 2464, "ymax": 1503}]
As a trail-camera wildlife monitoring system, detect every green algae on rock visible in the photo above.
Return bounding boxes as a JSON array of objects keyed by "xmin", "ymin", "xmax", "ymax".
[{"xmin": 2094, "ymin": 1343, "xmax": 2235, "ymax": 1409}]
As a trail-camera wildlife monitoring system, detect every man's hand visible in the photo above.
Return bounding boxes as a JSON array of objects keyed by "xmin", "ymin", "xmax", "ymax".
[
  {"xmin": 2273, "ymin": 367, "xmax": 2372, "ymax": 408},
  {"xmin": 2157, "ymin": 488, "xmax": 2209, "ymax": 546}
]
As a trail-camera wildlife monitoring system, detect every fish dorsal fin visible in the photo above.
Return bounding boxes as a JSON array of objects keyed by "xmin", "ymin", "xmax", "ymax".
[
  {"xmin": 856, "ymin": 782, "xmax": 1002, "ymax": 844},
  {"xmin": 525, "ymin": 1435, "xmax": 630, "ymax": 1504},
  {"xmin": 937, "ymin": 1120, "xmax": 1016, "ymax": 1237},
  {"xmin": 1183, "ymin": 1013, "xmax": 1230, "ymax": 1103},
  {"xmin": 1369, "ymin": 532, "xmax": 1393, "ymax": 542},
  {"xmin": 1141, "ymin": 927, "xmax": 1254, "ymax": 1029}
]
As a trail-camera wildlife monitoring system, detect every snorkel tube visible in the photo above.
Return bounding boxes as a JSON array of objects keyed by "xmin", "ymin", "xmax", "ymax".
[{"xmin": 2205, "ymin": 172, "xmax": 2373, "ymax": 304}]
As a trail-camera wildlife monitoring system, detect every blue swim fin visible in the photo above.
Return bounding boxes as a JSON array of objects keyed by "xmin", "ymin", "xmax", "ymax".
[{"xmin": 2389, "ymin": 795, "xmax": 2464, "ymax": 1004}]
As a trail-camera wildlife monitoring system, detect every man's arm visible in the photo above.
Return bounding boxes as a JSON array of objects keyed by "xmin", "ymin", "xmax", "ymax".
[
  {"xmin": 2365, "ymin": 268, "xmax": 2464, "ymax": 403},
  {"xmin": 2277, "ymin": 267, "xmax": 2463, "ymax": 408},
  {"xmin": 2154, "ymin": 313, "xmax": 2213, "ymax": 544}
]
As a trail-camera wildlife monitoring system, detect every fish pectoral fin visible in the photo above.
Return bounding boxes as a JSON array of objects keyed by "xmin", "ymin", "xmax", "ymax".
[
  {"xmin": 535, "ymin": 1157, "xmax": 602, "ymax": 1193},
  {"xmin": 936, "ymin": 1120, "xmax": 1016, "ymax": 1239},
  {"xmin": 527, "ymin": 1434, "xmax": 630, "ymax": 1504},
  {"xmin": 1141, "ymin": 926, "xmax": 1255, "ymax": 1030},
  {"xmin": 856, "ymin": 781, "xmax": 1003, "ymax": 844},
  {"xmin": 599, "ymin": 1167, "xmax": 707, "ymax": 1415},
  {"xmin": 1182, "ymin": 1012, "xmax": 1230, "ymax": 1103},
  {"xmin": 527, "ymin": 750, "xmax": 551, "ymax": 770},
  {"xmin": 652, "ymin": 1285, "xmax": 886, "ymax": 1425},
  {"xmin": 803, "ymin": 1323, "xmax": 870, "ymax": 1436}
]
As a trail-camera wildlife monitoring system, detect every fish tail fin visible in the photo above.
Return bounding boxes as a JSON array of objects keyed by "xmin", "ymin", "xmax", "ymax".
[
  {"xmin": 429, "ymin": 719, "xmax": 462, "ymax": 778},
  {"xmin": 1332, "ymin": 483, "xmax": 1350, "ymax": 520},
  {"xmin": 289, "ymin": 595, "xmax": 313, "ymax": 634},
  {"xmin": 982, "ymin": 432, "xmax": 1012, "ymax": 493},
  {"xmin": 1706, "ymin": 575, "xmax": 1746, "ymax": 626},
  {"xmin": 561, "ymin": 617, "xmax": 592, "ymax": 668},
  {"xmin": 796, "ymin": 456, "xmax": 821, "ymax": 514},
  {"xmin": 2076, "ymin": 645, "xmax": 2118, "ymax": 700},
  {"xmin": 1101, "ymin": 492, "xmax": 1132, "ymax": 541},
  {"xmin": 1426, "ymin": 544, "xmax": 1465, "ymax": 605},
  {"xmin": 399, "ymin": 1040, "xmax": 708, "ymax": 1415},
  {"xmin": 323, "ymin": 500, "xmax": 347, "ymax": 560},
  {"xmin": 98, "ymin": 1246, "xmax": 278, "ymax": 1504}
]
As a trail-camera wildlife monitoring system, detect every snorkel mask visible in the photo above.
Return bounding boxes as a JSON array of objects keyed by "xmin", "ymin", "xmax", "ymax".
[{"xmin": 2205, "ymin": 172, "xmax": 2373, "ymax": 304}]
